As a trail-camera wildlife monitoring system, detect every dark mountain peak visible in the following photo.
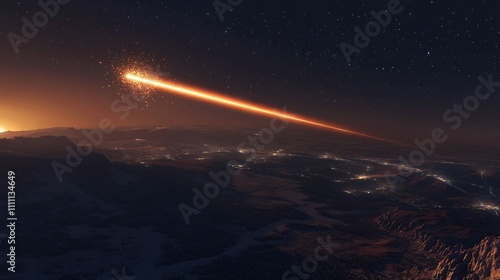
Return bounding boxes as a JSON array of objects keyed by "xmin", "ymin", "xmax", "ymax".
[{"xmin": 0, "ymin": 135, "xmax": 74, "ymax": 158}]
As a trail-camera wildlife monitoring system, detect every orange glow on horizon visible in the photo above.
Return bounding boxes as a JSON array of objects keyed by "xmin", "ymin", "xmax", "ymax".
[{"xmin": 124, "ymin": 73, "xmax": 397, "ymax": 143}]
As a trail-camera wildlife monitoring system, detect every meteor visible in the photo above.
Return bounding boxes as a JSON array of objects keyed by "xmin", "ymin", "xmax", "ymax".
[{"xmin": 124, "ymin": 73, "xmax": 395, "ymax": 143}]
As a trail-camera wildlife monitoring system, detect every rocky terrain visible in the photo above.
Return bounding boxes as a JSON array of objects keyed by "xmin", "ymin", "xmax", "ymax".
[
  {"xmin": 0, "ymin": 129, "xmax": 499, "ymax": 279},
  {"xmin": 377, "ymin": 207, "xmax": 500, "ymax": 279}
]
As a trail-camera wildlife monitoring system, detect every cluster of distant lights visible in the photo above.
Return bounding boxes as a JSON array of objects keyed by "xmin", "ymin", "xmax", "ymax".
[
  {"xmin": 470, "ymin": 203, "xmax": 500, "ymax": 216},
  {"xmin": 324, "ymin": 157, "xmax": 500, "ymax": 214},
  {"xmin": 475, "ymin": 203, "xmax": 500, "ymax": 211},
  {"xmin": 429, "ymin": 174, "xmax": 452, "ymax": 185},
  {"xmin": 329, "ymin": 158, "xmax": 500, "ymax": 214},
  {"xmin": 109, "ymin": 138, "xmax": 500, "ymax": 215}
]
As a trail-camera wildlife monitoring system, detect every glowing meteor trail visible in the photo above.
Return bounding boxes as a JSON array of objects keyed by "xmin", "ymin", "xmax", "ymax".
[{"xmin": 125, "ymin": 73, "xmax": 395, "ymax": 143}]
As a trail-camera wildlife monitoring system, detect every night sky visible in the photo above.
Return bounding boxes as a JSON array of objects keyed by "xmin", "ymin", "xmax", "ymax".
[{"xmin": 0, "ymin": 0, "xmax": 499, "ymax": 149}]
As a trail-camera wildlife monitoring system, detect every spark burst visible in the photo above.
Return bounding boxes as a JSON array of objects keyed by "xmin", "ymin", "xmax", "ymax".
[
  {"xmin": 119, "ymin": 63, "xmax": 166, "ymax": 96},
  {"xmin": 124, "ymin": 72, "xmax": 396, "ymax": 143}
]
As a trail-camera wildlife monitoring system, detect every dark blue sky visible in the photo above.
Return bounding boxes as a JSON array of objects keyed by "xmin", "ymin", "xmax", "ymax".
[{"xmin": 0, "ymin": 0, "xmax": 499, "ymax": 148}]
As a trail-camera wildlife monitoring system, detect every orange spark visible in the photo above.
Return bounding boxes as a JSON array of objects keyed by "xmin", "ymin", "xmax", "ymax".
[{"xmin": 124, "ymin": 73, "xmax": 395, "ymax": 143}]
